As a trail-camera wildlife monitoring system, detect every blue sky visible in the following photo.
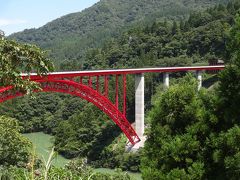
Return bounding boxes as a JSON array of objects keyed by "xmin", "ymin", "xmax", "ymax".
[{"xmin": 0, "ymin": 0, "xmax": 100, "ymax": 35}]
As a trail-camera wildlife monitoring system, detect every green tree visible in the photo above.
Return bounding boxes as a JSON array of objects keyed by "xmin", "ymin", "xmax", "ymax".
[
  {"xmin": 0, "ymin": 33, "xmax": 52, "ymax": 167},
  {"xmin": 217, "ymin": 13, "xmax": 240, "ymax": 128},
  {"xmin": 141, "ymin": 13, "xmax": 240, "ymax": 180},
  {"xmin": 0, "ymin": 116, "xmax": 31, "ymax": 166},
  {"xmin": 141, "ymin": 75, "xmax": 206, "ymax": 179},
  {"xmin": 141, "ymin": 74, "xmax": 240, "ymax": 179},
  {"xmin": 179, "ymin": 19, "xmax": 184, "ymax": 31},
  {"xmin": 171, "ymin": 20, "xmax": 178, "ymax": 35},
  {"xmin": 0, "ymin": 37, "xmax": 53, "ymax": 93},
  {"xmin": 227, "ymin": 13, "xmax": 240, "ymax": 64},
  {"xmin": 204, "ymin": 14, "xmax": 240, "ymax": 179}
]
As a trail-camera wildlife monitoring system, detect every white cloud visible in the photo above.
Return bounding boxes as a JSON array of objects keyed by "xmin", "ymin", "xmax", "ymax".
[{"xmin": 0, "ymin": 19, "xmax": 27, "ymax": 26}]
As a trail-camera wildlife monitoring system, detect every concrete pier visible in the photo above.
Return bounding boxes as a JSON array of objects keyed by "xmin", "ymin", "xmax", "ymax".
[
  {"xmin": 163, "ymin": 72, "xmax": 169, "ymax": 88},
  {"xmin": 135, "ymin": 73, "xmax": 144, "ymax": 138},
  {"xmin": 196, "ymin": 71, "xmax": 202, "ymax": 90}
]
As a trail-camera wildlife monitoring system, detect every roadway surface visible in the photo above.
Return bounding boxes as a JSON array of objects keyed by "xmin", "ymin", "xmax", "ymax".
[{"xmin": 23, "ymin": 65, "xmax": 225, "ymax": 79}]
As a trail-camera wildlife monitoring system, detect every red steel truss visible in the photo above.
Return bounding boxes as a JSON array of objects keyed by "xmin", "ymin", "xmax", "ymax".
[{"xmin": 0, "ymin": 65, "xmax": 225, "ymax": 145}]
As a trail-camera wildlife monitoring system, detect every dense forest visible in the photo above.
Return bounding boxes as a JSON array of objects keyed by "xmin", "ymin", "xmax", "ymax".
[
  {"xmin": 9, "ymin": 0, "xmax": 228, "ymax": 67},
  {"xmin": 1, "ymin": 0, "xmax": 240, "ymax": 179}
]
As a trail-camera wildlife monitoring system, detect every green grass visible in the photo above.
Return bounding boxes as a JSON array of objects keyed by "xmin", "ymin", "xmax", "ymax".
[{"xmin": 23, "ymin": 132, "xmax": 70, "ymax": 167}]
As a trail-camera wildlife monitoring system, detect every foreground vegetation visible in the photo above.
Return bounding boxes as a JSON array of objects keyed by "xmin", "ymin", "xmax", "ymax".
[
  {"xmin": 23, "ymin": 132, "xmax": 142, "ymax": 179},
  {"xmin": 141, "ymin": 13, "xmax": 240, "ymax": 179}
]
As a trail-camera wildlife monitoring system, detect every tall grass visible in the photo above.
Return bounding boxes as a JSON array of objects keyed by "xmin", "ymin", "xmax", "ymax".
[{"xmin": 42, "ymin": 147, "xmax": 55, "ymax": 180}]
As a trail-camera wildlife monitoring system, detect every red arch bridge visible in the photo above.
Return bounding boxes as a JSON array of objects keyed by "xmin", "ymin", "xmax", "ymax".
[{"xmin": 0, "ymin": 65, "xmax": 224, "ymax": 147}]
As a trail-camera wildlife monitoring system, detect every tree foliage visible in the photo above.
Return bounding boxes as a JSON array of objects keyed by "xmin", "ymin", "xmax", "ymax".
[
  {"xmin": 141, "ymin": 75, "xmax": 206, "ymax": 179},
  {"xmin": 0, "ymin": 32, "xmax": 52, "ymax": 169},
  {"xmin": 141, "ymin": 12, "xmax": 240, "ymax": 179},
  {"xmin": 9, "ymin": 0, "xmax": 228, "ymax": 68},
  {"xmin": 141, "ymin": 74, "xmax": 240, "ymax": 179},
  {"xmin": 0, "ymin": 116, "xmax": 31, "ymax": 167},
  {"xmin": 0, "ymin": 37, "xmax": 53, "ymax": 93},
  {"xmin": 217, "ymin": 13, "xmax": 240, "ymax": 129}
]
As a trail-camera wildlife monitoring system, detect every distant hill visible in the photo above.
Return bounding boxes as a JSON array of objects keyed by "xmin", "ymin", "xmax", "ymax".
[{"xmin": 9, "ymin": 0, "xmax": 228, "ymax": 67}]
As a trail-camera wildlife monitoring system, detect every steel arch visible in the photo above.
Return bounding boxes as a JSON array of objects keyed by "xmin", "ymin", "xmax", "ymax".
[{"xmin": 0, "ymin": 79, "xmax": 140, "ymax": 145}]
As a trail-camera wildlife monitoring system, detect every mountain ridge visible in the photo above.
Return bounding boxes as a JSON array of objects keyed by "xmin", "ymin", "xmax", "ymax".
[{"xmin": 9, "ymin": 0, "xmax": 228, "ymax": 67}]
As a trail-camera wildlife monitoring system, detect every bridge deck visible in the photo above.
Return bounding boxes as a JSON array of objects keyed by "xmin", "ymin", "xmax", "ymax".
[{"xmin": 23, "ymin": 65, "xmax": 225, "ymax": 79}]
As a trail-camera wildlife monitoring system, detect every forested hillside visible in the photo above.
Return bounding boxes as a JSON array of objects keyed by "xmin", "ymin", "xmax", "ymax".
[{"xmin": 9, "ymin": 0, "xmax": 228, "ymax": 68}]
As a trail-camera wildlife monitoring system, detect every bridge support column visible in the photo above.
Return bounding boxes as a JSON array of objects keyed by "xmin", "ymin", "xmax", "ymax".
[
  {"xmin": 135, "ymin": 73, "xmax": 144, "ymax": 138},
  {"xmin": 127, "ymin": 73, "xmax": 145, "ymax": 151},
  {"xmin": 163, "ymin": 72, "xmax": 169, "ymax": 88},
  {"xmin": 196, "ymin": 71, "xmax": 202, "ymax": 90}
]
